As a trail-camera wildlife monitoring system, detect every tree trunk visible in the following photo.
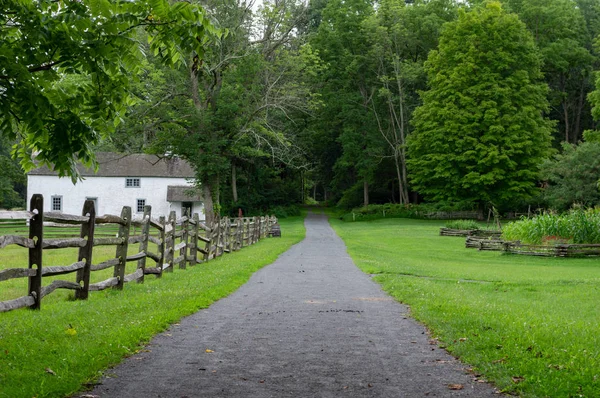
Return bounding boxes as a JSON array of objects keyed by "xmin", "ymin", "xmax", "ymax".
[
  {"xmin": 202, "ymin": 182, "xmax": 215, "ymax": 225},
  {"xmin": 363, "ymin": 180, "xmax": 369, "ymax": 207},
  {"xmin": 573, "ymin": 77, "xmax": 586, "ymax": 143},
  {"xmin": 231, "ymin": 164, "xmax": 238, "ymax": 203}
]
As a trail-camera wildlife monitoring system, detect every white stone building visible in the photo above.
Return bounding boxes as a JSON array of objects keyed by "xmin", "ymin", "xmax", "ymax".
[{"xmin": 27, "ymin": 153, "xmax": 204, "ymax": 219}]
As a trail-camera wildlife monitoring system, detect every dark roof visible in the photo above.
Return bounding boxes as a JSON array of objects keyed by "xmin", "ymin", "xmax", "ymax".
[
  {"xmin": 167, "ymin": 186, "xmax": 202, "ymax": 202},
  {"xmin": 28, "ymin": 152, "xmax": 195, "ymax": 178}
]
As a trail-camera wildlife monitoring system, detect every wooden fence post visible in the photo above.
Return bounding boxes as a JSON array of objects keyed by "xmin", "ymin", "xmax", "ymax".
[
  {"xmin": 28, "ymin": 194, "xmax": 43, "ymax": 310},
  {"xmin": 190, "ymin": 213, "xmax": 199, "ymax": 266},
  {"xmin": 224, "ymin": 218, "xmax": 231, "ymax": 253},
  {"xmin": 137, "ymin": 205, "xmax": 151, "ymax": 283},
  {"xmin": 180, "ymin": 209, "xmax": 189, "ymax": 269},
  {"xmin": 214, "ymin": 217, "xmax": 221, "ymax": 257},
  {"xmin": 114, "ymin": 206, "xmax": 132, "ymax": 290},
  {"xmin": 157, "ymin": 215, "xmax": 165, "ymax": 278},
  {"xmin": 165, "ymin": 211, "xmax": 176, "ymax": 272},
  {"xmin": 75, "ymin": 200, "xmax": 96, "ymax": 300}
]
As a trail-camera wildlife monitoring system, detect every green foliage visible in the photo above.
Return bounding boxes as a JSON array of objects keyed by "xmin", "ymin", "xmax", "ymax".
[
  {"xmin": 502, "ymin": 208, "xmax": 600, "ymax": 244},
  {"xmin": 0, "ymin": 136, "xmax": 25, "ymax": 209},
  {"xmin": 331, "ymin": 217, "xmax": 600, "ymax": 397},
  {"xmin": 407, "ymin": 2, "xmax": 554, "ymax": 208},
  {"xmin": 338, "ymin": 202, "xmax": 476, "ymax": 222},
  {"xmin": 540, "ymin": 140, "xmax": 600, "ymax": 210},
  {"xmin": 0, "ymin": 0, "xmax": 216, "ymax": 179},
  {"xmin": 444, "ymin": 219, "xmax": 480, "ymax": 230}
]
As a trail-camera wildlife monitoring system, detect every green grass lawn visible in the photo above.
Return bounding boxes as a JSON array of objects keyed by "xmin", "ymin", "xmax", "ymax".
[
  {"xmin": 0, "ymin": 216, "xmax": 306, "ymax": 398},
  {"xmin": 329, "ymin": 217, "xmax": 600, "ymax": 398}
]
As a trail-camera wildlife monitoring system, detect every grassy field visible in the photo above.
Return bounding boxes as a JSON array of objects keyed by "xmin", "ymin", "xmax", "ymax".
[
  {"xmin": 329, "ymin": 217, "xmax": 600, "ymax": 398},
  {"xmin": 0, "ymin": 215, "xmax": 306, "ymax": 398}
]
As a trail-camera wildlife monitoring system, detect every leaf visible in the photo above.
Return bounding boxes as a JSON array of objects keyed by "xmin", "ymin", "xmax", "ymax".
[
  {"xmin": 448, "ymin": 384, "xmax": 463, "ymax": 390},
  {"xmin": 205, "ymin": 349, "xmax": 214, "ymax": 353},
  {"xmin": 45, "ymin": 368, "xmax": 56, "ymax": 376},
  {"xmin": 512, "ymin": 376, "xmax": 525, "ymax": 384}
]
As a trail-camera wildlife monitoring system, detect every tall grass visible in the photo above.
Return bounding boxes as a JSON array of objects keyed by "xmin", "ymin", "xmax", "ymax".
[
  {"xmin": 502, "ymin": 208, "xmax": 600, "ymax": 244},
  {"xmin": 444, "ymin": 219, "xmax": 480, "ymax": 230}
]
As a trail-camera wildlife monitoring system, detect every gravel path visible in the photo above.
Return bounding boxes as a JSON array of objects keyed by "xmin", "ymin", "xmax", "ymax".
[{"xmin": 86, "ymin": 212, "xmax": 499, "ymax": 397}]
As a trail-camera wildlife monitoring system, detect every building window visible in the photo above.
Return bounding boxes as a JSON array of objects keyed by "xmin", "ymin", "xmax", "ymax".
[
  {"xmin": 136, "ymin": 199, "xmax": 146, "ymax": 213},
  {"xmin": 125, "ymin": 178, "xmax": 141, "ymax": 188},
  {"xmin": 86, "ymin": 197, "xmax": 98, "ymax": 212},
  {"xmin": 51, "ymin": 195, "xmax": 62, "ymax": 212}
]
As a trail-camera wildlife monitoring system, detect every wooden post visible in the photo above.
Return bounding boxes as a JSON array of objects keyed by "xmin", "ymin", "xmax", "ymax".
[
  {"xmin": 156, "ymin": 216, "xmax": 165, "ymax": 278},
  {"xmin": 180, "ymin": 209, "xmax": 189, "ymax": 269},
  {"xmin": 137, "ymin": 205, "xmax": 151, "ymax": 283},
  {"xmin": 76, "ymin": 199, "xmax": 96, "ymax": 300},
  {"xmin": 190, "ymin": 213, "xmax": 199, "ymax": 266},
  {"xmin": 214, "ymin": 216, "xmax": 221, "ymax": 257},
  {"xmin": 28, "ymin": 194, "xmax": 43, "ymax": 310},
  {"xmin": 165, "ymin": 211, "xmax": 176, "ymax": 272},
  {"xmin": 114, "ymin": 206, "xmax": 132, "ymax": 290},
  {"xmin": 245, "ymin": 218, "xmax": 250, "ymax": 247}
]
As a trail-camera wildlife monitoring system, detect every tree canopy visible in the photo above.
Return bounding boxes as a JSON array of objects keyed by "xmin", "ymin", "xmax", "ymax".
[
  {"xmin": 5, "ymin": 0, "xmax": 600, "ymax": 213},
  {"xmin": 407, "ymin": 2, "xmax": 554, "ymax": 209},
  {"xmin": 0, "ymin": 0, "xmax": 216, "ymax": 179}
]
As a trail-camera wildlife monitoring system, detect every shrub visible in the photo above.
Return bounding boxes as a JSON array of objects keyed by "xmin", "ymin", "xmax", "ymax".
[
  {"xmin": 502, "ymin": 208, "xmax": 600, "ymax": 244},
  {"xmin": 445, "ymin": 219, "xmax": 480, "ymax": 230},
  {"xmin": 269, "ymin": 205, "xmax": 301, "ymax": 219}
]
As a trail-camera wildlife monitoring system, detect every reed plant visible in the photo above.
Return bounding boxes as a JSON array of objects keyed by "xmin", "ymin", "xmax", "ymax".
[
  {"xmin": 444, "ymin": 219, "xmax": 480, "ymax": 230},
  {"xmin": 502, "ymin": 208, "xmax": 600, "ymax": 244}
]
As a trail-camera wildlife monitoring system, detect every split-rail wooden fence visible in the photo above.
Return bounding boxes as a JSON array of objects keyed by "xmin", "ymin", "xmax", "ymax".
[
  {"xmin": 0, "ymin": 194, "xmax": 278, "ymax": 313},
  {"xmin": 464, "ymin": 236, "xmax": 600, "ymax": 257}
]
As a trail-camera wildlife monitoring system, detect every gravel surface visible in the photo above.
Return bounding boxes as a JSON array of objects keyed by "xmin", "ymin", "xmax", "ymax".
[{"xmin": 84, "ymin": 212, "xmax": 499, "ymax": 397}]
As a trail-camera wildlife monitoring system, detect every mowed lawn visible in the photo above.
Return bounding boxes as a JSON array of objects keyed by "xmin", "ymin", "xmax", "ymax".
[
  {"xmin": 330, "ymin": 217, "xmax": 600, "ymax": 398},
  {"xmin": 0, "ymin": 216, "xmax": 306, "ymax": 398}
]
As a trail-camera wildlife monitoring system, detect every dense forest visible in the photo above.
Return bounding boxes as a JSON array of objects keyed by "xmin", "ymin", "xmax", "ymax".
[{"xmin": 2, "ymin": 0, "xmax": 600, "ymax": 219}]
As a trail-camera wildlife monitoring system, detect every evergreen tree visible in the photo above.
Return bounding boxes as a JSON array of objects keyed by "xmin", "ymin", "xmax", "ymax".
[{"xmin": 407, "ymin": 2, "xmax": 554, "ymax": 209}]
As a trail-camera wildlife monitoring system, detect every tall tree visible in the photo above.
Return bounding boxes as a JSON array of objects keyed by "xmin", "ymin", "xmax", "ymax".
[
  {"xmin": 407, "ymin": 2, "xmax": 554, "ymax": 209},
  {"xmin": 310, "ymin": 0, "xmax": 379, "ymax": 207},
  {"xmin": 0, "ymin": 0, "xmax": 216, "ymax": 179},
  {"xmin": 500, "ymin": 0, "xmax": 597, "ymax": 144},
  {"xmin": 363, "ymin": 0, "xmax": 458, "ymax": 204}
]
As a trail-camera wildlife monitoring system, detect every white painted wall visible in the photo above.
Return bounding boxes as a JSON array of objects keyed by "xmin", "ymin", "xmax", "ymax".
[{"xmin": 27, "ymin": 175, "xmax": 204, "ymax": 220}]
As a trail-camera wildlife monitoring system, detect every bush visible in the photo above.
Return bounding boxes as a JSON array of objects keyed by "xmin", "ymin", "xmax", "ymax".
[
  {"xmin": 502, "ymin": 208, "xmax": 600, "ymax": 244},
  {"xmin": 268, "ymin": 205, "xmax": 301, "ymax": 219},
  {"xmin": 339, "ymin": 202, "xmax": 480, "ymax": 222},
  {"xmin": 445, "ymin": 219, "xmax": 480, "ymax": 230}
]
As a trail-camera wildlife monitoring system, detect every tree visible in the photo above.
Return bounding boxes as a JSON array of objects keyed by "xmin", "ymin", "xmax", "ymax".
[
  {"xmin": 407, "ymin": 2, "xmax": 554, "ymax": 209},
  {"xmin": 0, "ymin": 136, "xmax": 25, "ymax": 209},
  {"xmin": 363, "ymin": 0, "xmax": 458, "ymax": 204},
  {"xmin": 500, "ymin": 0, "xmax": 597, "ymax": 144},
  {"xmin": 541, "ymin": 131, "xmax": 600, "ymax": 210},
  {"xmin": 310, "ymin": 0, "xmax": 380, "ymax": 208},
  {"xmin": 0, "ymin": 0, "xmax": 216, "ymax": 179},
  {"xmin": 104, "ymin": 0, "xmax": 317, "ymax": 221}
]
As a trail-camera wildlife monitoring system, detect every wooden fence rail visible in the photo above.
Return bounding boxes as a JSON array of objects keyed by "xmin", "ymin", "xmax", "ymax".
[
  {"xmin": 0, "ymin": 195, "xmax": 278, "ymax": 313},
  {"xmin": 464, "ymin": 236, "xmax": 600, "ymax": 257}
]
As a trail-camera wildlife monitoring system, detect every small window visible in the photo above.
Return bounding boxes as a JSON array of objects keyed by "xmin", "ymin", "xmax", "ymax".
[
  {"xmin": 51, "ymin": 195, "xmax": 62, "ymax": 212},
  {"xmin": 86, "ymin": 197, "xmax": 98, "ymax": 212},
  {"xmin": 125, "ymin": 178, "xmax": 140, "ymax": 188},
  {"xmin": 136, "ymin": 199, "xmax": 146, "ymax": 213}
]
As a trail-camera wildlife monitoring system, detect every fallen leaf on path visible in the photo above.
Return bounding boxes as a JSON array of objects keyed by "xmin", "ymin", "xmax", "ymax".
[
  {"xmin": 448, "ymin": 384, "xmax": 463, "ymax": 390},
  {"xmin": 205, "ymin": 349, "xmax": 214, "ymax": 353}
]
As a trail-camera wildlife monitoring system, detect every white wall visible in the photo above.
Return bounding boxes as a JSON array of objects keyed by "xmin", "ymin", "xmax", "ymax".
[{"xmin": 27, "ymin": 175, "xmax": 205, "ymax": 220}]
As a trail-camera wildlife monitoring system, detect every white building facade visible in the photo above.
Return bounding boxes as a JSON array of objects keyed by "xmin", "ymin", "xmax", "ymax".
[{"xmin": 27, "ymin": 153, "xmax": 204, "ymax": 220}]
